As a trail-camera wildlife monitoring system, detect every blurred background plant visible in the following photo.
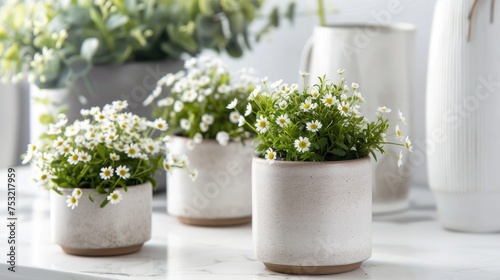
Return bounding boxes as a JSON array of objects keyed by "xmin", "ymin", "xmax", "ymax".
[{"xmin": 0, "ymin": 0, "xmax": 295, "ymax": 89}]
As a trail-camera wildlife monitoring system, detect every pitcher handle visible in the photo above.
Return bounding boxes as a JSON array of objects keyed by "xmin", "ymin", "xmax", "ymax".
[{"xmin": 299, "ymin": 36, "xmax": 314, "ymax": 82}]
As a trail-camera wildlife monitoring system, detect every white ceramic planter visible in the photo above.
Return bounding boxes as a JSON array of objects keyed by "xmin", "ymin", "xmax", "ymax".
[
  {"xmin": 50, "ymin": 182, "xmax": 152, "ymax": 256},
  {"xmin": 0, "ymin": 83, "xmax": 20, "ymax": 168},
  {"xmin": 426, "ymin": 0, "xmax": 500, "ymax": 232},
  {"xmin": 252, "ymin": 157, "xmax": 372, "ymax": 275},
  {"xmin": 300, "ymin": 24, "xmax": 415, "ymax": 214},
  {"xmin": 29, "ymin": 85, "xmax": 68, "ymax": 144},
  {"xmin": 167, "ymin": 136, "xmax": 254, "ymax": 226}
]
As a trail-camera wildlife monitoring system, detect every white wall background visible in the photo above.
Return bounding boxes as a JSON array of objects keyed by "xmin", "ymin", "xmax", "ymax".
[
  {"xmin": 1, "ymin": 0, "xmax": 436, "ymax": 188},
  {"xmin": 214, "ymin": 0, "xmax": 436, "ymax": 187}
]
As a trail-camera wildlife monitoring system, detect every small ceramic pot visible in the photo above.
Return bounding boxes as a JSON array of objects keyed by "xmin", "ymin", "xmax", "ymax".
[
  {"xmin": 50, "ymin": 182, "xmax": 152, "ymax": 256},
  {"xmin": 252, "ymin": 157, "xmax": 372, "ymax": 275},
  {"xmin": 167, "ymin": 136, "xmax": 253, "ymax": 226}
]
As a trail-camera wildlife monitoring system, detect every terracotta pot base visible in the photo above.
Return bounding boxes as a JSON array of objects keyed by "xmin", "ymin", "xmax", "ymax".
[
  {"xmin": 61, "ymin": 244, "xmax": 143, "ymax": 256},
  {"xmin": 177, "ymin": 216, "xmax": 251, "ymax": 227},
  {"xmin": 264, "ymin": 261, "xmax": 362, "ymax": 275}
]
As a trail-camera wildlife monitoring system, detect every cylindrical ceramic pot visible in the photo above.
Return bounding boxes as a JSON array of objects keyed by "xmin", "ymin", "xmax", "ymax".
[
  {"xmin": 167, "ymin": 136, "xmax": 254, "ymax": 226},
  {"xmin": 300, "ymin": 24, "xmax": 415, "ymax": 214},
  {"xmin": 50, "ymin": 182, "xmax": 152, "ymax": 256},
  {"xmin": 252, "ymin": 157, "xmax": 372, "ymax": 275},
  {"xmin": 29, "ymin": 84, "xmax": 69, "ymax": 144},
  {"xmin": 426, "ymin": 0, "xmax": 500, "ymax": 232}
]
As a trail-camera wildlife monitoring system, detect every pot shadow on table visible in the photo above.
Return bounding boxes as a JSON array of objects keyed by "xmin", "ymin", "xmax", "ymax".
[
  {"xmin": 372, "ymin": 200, "xmax": 436, "ymax": 224},
  {"xmin": 252, "ymin": 266, "xmax": 370, "ymax": 280}
]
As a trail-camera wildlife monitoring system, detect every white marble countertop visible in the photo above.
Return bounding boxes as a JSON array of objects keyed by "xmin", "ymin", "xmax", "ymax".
[{"xmin": 1, "ymin": 166, "xmax": 500, "ymax": 280}]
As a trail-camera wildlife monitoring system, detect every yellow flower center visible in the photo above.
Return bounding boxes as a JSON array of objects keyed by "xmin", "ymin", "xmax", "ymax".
[
  {"xmin": 406, "ymin": 143, "xmax": 410, "ymax": 149},
  {"xmin": 342, "ymin": 106, "xmax": 349, "ymax": 113},
  {"xmin": 299, "ymin": 141, "xmax": 307, "ymax": 149},
  {"xmin": 56, "ymin": 141, "xmax": 63, "ymax": 146},
  {"xmin": 76, "ymin": 190, "xmax": 81, "ymax": 196},
  {"xmin": 304, "ymin": 103, "xmax": 311, "ymax": 109},
  {"xmin": 310, "ymin": 124, "xmax": 318, "ymax": 130},
  {"xmin": 157, "ymin": 124, "xmax": 163, "ymax": 129},
  {"xmin": 268, "ymin": 153, "xmax": 275, "ymax": 160},
  {"xmin": 99, "ymin": 114, "xmax": 105, "ymax": 120},
  {"xmin": 129, "ymin": 148, "xmax": 136, "ymax": 155},
  {"xmin": 111, "ymin": 194, "xmax": 118, "ymax": 200},
  {"xmin": 41, "ymin": 174, "xmax": 47, "ymax": 180},
  {"xmin": 397, "ymin": 130, "xmax": 402, "ymax": 137},
  {"xmin": 70, "ymin": 197, "xmax": 76, "ymax": 204},
  {"xmin": 164, "ymin": 164, "xmax": 171, "ymax": 170},
  {"xmin": 63, "ymin": 147, "xmax": 69, "ymax": 153},
  {"xmin": 259, "ymin": 121, "xmax": 267, "ymax": 128},
  {"xmin": 104, "ymin": 170, "xmax": 111, "ymax": 176},
  {"xmin": 120, "ymin": 170, "xmax": 126, "ymax": 176},
  {"xmin": 325, "ymin": 98, "xmax": 333, "ymax": 104},
  {"xmin": 72, "ymin": 155, "xmax": 78, "ymax": 161}
]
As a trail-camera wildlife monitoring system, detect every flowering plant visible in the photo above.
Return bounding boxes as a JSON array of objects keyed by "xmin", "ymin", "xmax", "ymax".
[
  {"xmin": 22, "ymin": 100, "xmax": 196, "ymax": 208},
  {"xmin": 239, "ymin": 71, "xmax": 413, "ymax": 164},
  {"xmin": 144, "ymin": 56, "xmax": 258, "ymax": 149}
]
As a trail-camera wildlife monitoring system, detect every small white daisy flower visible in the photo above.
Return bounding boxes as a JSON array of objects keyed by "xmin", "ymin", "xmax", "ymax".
[
  {"xmin": 22, "ymin": 144, "xmax": 37, "ymax": 164},
  {"xmin": 125, "ymin": 144, "xmax": 141, "ymax": 158},
  {"xmin": 405, "ymin": 136, "xmax": 413, "ymax": 152},
  {"xmin": 299, "ymin": 70, "xmax": 310, "ymax": 78},
  {"xmin": 189, "ymin": 169, "xmax": 199, "ymax": 181},
  {"xmin": 294, "ymin": 136, "xmax": 311, "ymax": 153},
  {"xmin": 67, "ymin": 152, "xmax": 80, "ymax": 165},
  {"xmin": 377, "ymin": 106, "xmax": 392, "ymax": 114},
  {"xmin": 397, "ymin": 150, "xmax": 403, "ymax": 167},
  {"xmin": 226, "ymin": 98, "xmax": 238, "ymax": 109},
  {"xmin": 193, "ymin": 133, "xmax": 203, "ymax": 144},
  {"xmin": 66, "ymin": 195, "xmax": 79, "ymax": 210},
  {"xmin": 300, "ymin": 98, "xmax": 317, "ymax": 112},
  {"xmin": 245, "ymin": 103, "xmax": 252, "ymax": 116},
  {"xmin": 306, "ymin": 120, "xmax": 322, "ymax": 132},
  {"xmin": 276, "ymin": 114, "xmax": 290, "ymax": 127},
  {"xmin": 174, "ymin": 100, "xmax": 184, "ymax": 112},
  {"xmin": 180, "ymin": 119, "xmax": 191, "ymax": 130},
  {"xmin": 278, "ymin": 100, "xmax": 288, "ymax": 110},
  {"xmin": 110, "ymin": 153, "xmax": 120, "ymax": 161},
  {"xmin": 255, "ymin": 116, "xmax": 270, "ymax": 133},
  {"xmin": 116, "ymin": 165, "xmax": 130, "ymax": 179},
  {"xmin": 199, "ymin": 122, "xmax": 209, "ymax": 132},
  {"xmin": 229, "ymin": 111, "xmax": 240, "ymax": 124},
  {"xmin": 338, "ymin": 101, "xmax": 351, "ymax": 116},
  {"xmin": 201, "ymin": 114, "xmax": 214, "ymax": 125},
  {"xmin": 153, "ymin": 118, "xmax": 168, "ymax": 131},
  {"xmin": 395, "ymin": 125, "xmax": 403, "ymax": 140},
  {"xmin": 143, "ymin": 140, "xmax": 160, "ymax": 154},
  {"xmin": 100, "ymin": 166, "xmax": 114, "ymax": 180},
  {"xmin": 321, "ymin": 93, "xmax": 337, "ymax": 107},
  {"xmin": 399, "ymin": 110, "xmax": 407, "ymax": 124},
  {"xmin": 186, "ymin": 139, "xmax": 196, "ymax": 150},
  {"xmin": 238, "ymin": 116, "xmax": 246, "ymax": 127},
  {"xmin": 337, "ymin": 69, "xmax": 345, "ymax": 74},
  {"xmin": 72, "ymin": 188, "xmax": 83, "ymax": 199},
  {"xmin": 107, "ymin": 190, "xmax": 123, "ymax": 205},
  {"xmin": 351, "ymin": 82, "xmax": 359, "ymax": 90},
  {"xmin": 78, "ymin": 151, "xmax": 92, "ymax": 162},
  {"xmin": 216, "ymin": 131, "xmax": 230, "ymax": 146},
  {"xmin": 158, "ymin": 97, "xmax": 175, "ymax": 107},
  {"xmin": 354, "ymin": 91, "xmax": 365, "ymax": 102},
  {"xmin": 265, "ymin": 148, "xmax": 277, "ymax": 165},
  {"xmin": 270, "ymin": 79, "xmax": 283, "ymax": 89}
]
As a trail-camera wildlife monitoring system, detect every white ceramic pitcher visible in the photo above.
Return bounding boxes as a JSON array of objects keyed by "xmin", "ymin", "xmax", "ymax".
[{"xmin": 300, "ymin": 24, "xmax": 416, "ymax": 214}]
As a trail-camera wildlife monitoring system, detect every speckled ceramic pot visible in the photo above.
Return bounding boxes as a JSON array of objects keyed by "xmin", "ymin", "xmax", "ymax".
[
  {"xmin": 50, "ymin": 182, "xmax": 152, "ymax": 256},
  {"xmin": 252, "ymin": 157, "xmax": 372, "ymax": 275},
  {"xmin": 167, "ymin": 136, "xmax": 254, "ymax": 226}
]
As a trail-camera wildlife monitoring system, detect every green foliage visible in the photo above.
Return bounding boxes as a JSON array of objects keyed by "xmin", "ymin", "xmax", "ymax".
[{"xmin": 241, "ymin": 73, "xmax": 412, "ymax": 163}]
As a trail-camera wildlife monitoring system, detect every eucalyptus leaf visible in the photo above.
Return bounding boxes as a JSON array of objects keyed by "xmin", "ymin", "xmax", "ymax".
[{"xmin": 80, "ymin": 38, "xmax": 99, "ymax": 61}]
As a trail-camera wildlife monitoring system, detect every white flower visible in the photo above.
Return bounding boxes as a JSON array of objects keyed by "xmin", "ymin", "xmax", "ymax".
[
  {"xmin": 158, "ymin": 97, "xmax": 175, "ymax": 107},
  {"xmin": 22, "ymin": 144, "xmax": 37, "ymax": 164},
  {"xmin": 229, "ymin": 111, "xmax": 240, "ymax": 124},
  {"xmin": 226, "ymin": 98, "xmax": 238, "ymax": 109},
  {"xmin": 377, "ymin": 106, "xmax": 392, "ymax": 113},
  {"xmin": 397, "ymin": 150, "xmax": 403, "ymax": 167},
  {"xmin": 58, "ymin": 144, "xmax": 72, "ymax": 156},
  {"xmin": 321, "ymin": 93, "xmax": 337, "ymax": 107},
  {"xmin": 299, "ymin": 70, "xmax": 310, "ymax": 78},
  {"xmin": 184, "ymin": 57, "xmax": 197, "ymax": 68},
  {"xmin": 125, "ymin": 144, "xmax": 141, "ymax": 158},
  {"xmin": 337, "ymin": 69, "xmax": 345, "ymax": 74},
  {"xmin": 351, "ymin": 82, "xmax": 359, "ymax": 90},
  {"xmin": 300, "ymin": 98, "xmax": 317, "ymax": 112},
  {"xmin": 309, "ymin": 89, "xmax": 320, "ymax": 99},
  {"xmin": 153, "ymin": 118, "xmax": 168, "ymax": 131},
  {"xmin": 276, "ymin": 114, "xmax": 290, "ymax": 127},
  {"xmin": 36, "ymin": 172, "xmax": 50, "ymax": 185},
  {"xmin": 67, "ymin": 152, "xmax": 80, "ymax": 165},
  {"xmin": 354, "ymin": 91, "xmax": 365, "ymax": 102},
  {"xmin": 186, "ymin": 139, "xmax": 196, "ymax": 150},
  {"xmin": 81, "ymin": 109, "xmax": 90, "ymax": 116},
  {"xmin": 180, "ymin": 119, "xmax": 191, "ymax": 130},
  {"xmin": 163, "ymin": 158, "xmax": 173, "ymax": 172},
  {"xmin": 199, "ymin": 122, "xmax": 209, "ymax": 132},
  {"xmin": 399, "ymin": 110, "xmax": 407, "ymax": 124},
  {"xmin": 294, "ymin": 136, "xmax": 311, "ymax": 153},
  {"xmin": 116, "ymin": 165, "xmax": 130, "ymax": 179},
  {"xmin": 72, "ymin": 188, "xmax": 83, "ymax": 199},
  {"xmin": 395, "ymin": 125, "xmax": 403, "ymax": 140},
  {"xmin": 78, "ymin": 151, "xmax": 92, "ymax": 162},
  {"xmin": 112, "ymin": 100, "xmax": 128, "ymax": 110},
  {"xmin": 100, "ymin": 166, "xmax": 114, "ymax": 180},
  {"xmin": 110, "ymin": 153, "xmax": 120, "ymax": 161},
  {"xmin": 265, "ymin": 148, "xmax": 277, "ymax": 165},
  {"xmin": 174, "ymin": 100, "xmax": 184, "ymax": 112},
  {"xmin": 107, "ymin": 190, "xmax": 123, "ymax": 205},
  {"xmin": 201, "ymin": 114, "xmax": 214, "ymax": 125},
  {"xmin": 189, "ymin": 169, "xmax": 199, "ymax": 181},
  {"xmin": 193, "ymin": 133, "xmax": 203, "ymax": 144},
  {"xmin": 278, "ymin": 100, "xmax": 288, "ymax": 110},
  {"xmin": 245, "ymin": 103, "xmax": 252, "ymax": 116},
  {"xmin": 143, "ymin": 140, "xmax": 160, "ymax": 154},
  {"xmin": 261, "ymin": 76, "xmax": 268, "ymax": 83},
  {"xmin": 182, "ymin": 90, "xmax": 198, "ymax": 102},
  {"xmin": 216, "ymin": 131, "xmax": 230, "ymax": 146},
  {"xmin": 66, "ymin": 195, "xmax": 79, "ymax": 210},
  {"xmin": 270, "ymin": 79, "xmax": 283, "ymax": 88},
  {"xmin": 306, "ymin": 120, "xmax": 322, "ymax": 132},
  {"xmin": 405, "ymin": 136, "xmax": 413, "ymax": 152},
  {"xmin": 338, "ymin": 101, "xmax": 351, "ymax": 116},
  {"xmin": 255, "ymin": 116, "xmax": 270, "ymax": 133}
]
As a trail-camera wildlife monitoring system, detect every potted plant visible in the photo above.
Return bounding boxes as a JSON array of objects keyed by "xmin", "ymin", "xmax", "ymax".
[
  {"xmin": 144, "ymin": 56, "xmax": 258, "ymax": 226},
  {"xmin": 240, "ymin": 72, "xmax": 412, "ymax": 274},
  {"xmin": 22, "ymin": 100, "xmax": 195, "ymax": 256},
  {"xmin": 300, "ymin": 0, "xmax": 416, "ymax": 214}
]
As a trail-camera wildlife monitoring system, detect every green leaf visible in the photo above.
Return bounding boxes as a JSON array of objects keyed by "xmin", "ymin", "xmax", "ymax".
[
  {"xmin": 100, "ymin": 198, "xmax": 109, "ymax": 208},
  {"xmin": 80, "ymin": 38, "xmax": 99, "ymax": 61},
  {"xmin": 96, "ymin": 144, "xmax": 106, "ymax": 159},
  {"xmin": 39, "ymin": 114, "xmax": 54, "ymax": 125},
  {"xmin": 146, "ymin": 176, "xmax": 158, "ymax": 190},
  {"xmin": 331, "ymin": 148, "xmax": 347, "ymax": 157},
  {"xmin": 105, "ymin": 14, "xmax": 129, "ymax": 30}
]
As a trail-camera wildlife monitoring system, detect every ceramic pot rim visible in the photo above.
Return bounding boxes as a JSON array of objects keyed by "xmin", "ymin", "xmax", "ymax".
[
  {"xmin": 171, "ymin": 135, "xmax": 254, "ymax": 146},
  {"xmin": 252, "ymin": 155, "xmax": 370, "ymax": 166},
  {"xmin": 315, "ymin": 23, "xmax": 416, "ymax": 33},
  {"xmin": 90, "ymin": 58, "xmax": 182, "ymax": 70},
  {"xmin": 55, "ymin": 181, "xmax": 152, "ymax": 194}
]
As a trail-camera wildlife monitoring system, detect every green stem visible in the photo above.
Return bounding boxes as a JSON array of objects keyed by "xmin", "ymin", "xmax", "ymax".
[{"xmin": 317, "ymin": 0, "xmax": 327, "ymax": 26}]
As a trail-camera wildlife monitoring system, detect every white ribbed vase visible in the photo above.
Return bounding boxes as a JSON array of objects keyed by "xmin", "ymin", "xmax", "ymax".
[{"xmin": 426, "ymin": 0, "xmax": 500, "ymax": 232}]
